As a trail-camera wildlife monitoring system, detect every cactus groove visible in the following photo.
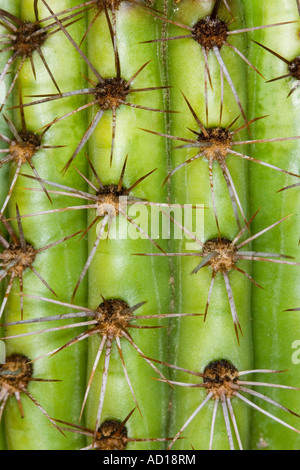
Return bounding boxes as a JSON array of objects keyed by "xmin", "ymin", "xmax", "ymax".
[{"xmin": 0, "ymin": 0, "xmax": 299, "ymax": 451}]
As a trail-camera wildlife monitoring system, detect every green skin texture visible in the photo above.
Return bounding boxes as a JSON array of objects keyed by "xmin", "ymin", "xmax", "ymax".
[
  {"xmin": 0, "ymin": 0, "xmax": 20, "ymax": 217},
  {"xmin": 2, "ymin": 0, "xmax": 90, "ymax": 450},
  {"xmin": 243, "ymin": 0, "xmax": 300, "ymax": 450},
  {"xmin": 0, "ymin": 0, "xmax": 298, "ymax": 451},
  {"xmin": 165, "ymin": 0, "xmax": 253, "ymax": 450},
  {"xmin": 0, "ymin": 0, "xmax": 21, "ymax": 451},
  {"xmin": 83, "ymin": 2, "xmax": 172, "ymax": 449}
]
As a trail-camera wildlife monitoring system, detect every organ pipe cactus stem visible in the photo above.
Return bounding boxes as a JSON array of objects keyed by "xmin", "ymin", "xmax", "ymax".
[
  {"xmin": 0, "ymin": 0, "xmax": 299, "ymax": 451},
  {"xmin": 148, "ymin": 357, "xmax": 300, "ymax": 450},
  {"xmin": 0, "ymin": 2, "xmax": 84, "ymax": 110}
]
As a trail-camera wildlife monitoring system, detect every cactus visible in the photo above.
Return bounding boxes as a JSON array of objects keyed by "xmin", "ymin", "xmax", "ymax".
[{"xmin": 0, "ymin": 0, "xmax": 299, "ymax": 451}]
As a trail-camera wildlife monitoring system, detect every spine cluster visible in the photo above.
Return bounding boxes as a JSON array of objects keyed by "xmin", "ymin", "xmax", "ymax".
[{"xmin": 0, "ymin": 0, "xmax": 299, "ymax": 450}]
